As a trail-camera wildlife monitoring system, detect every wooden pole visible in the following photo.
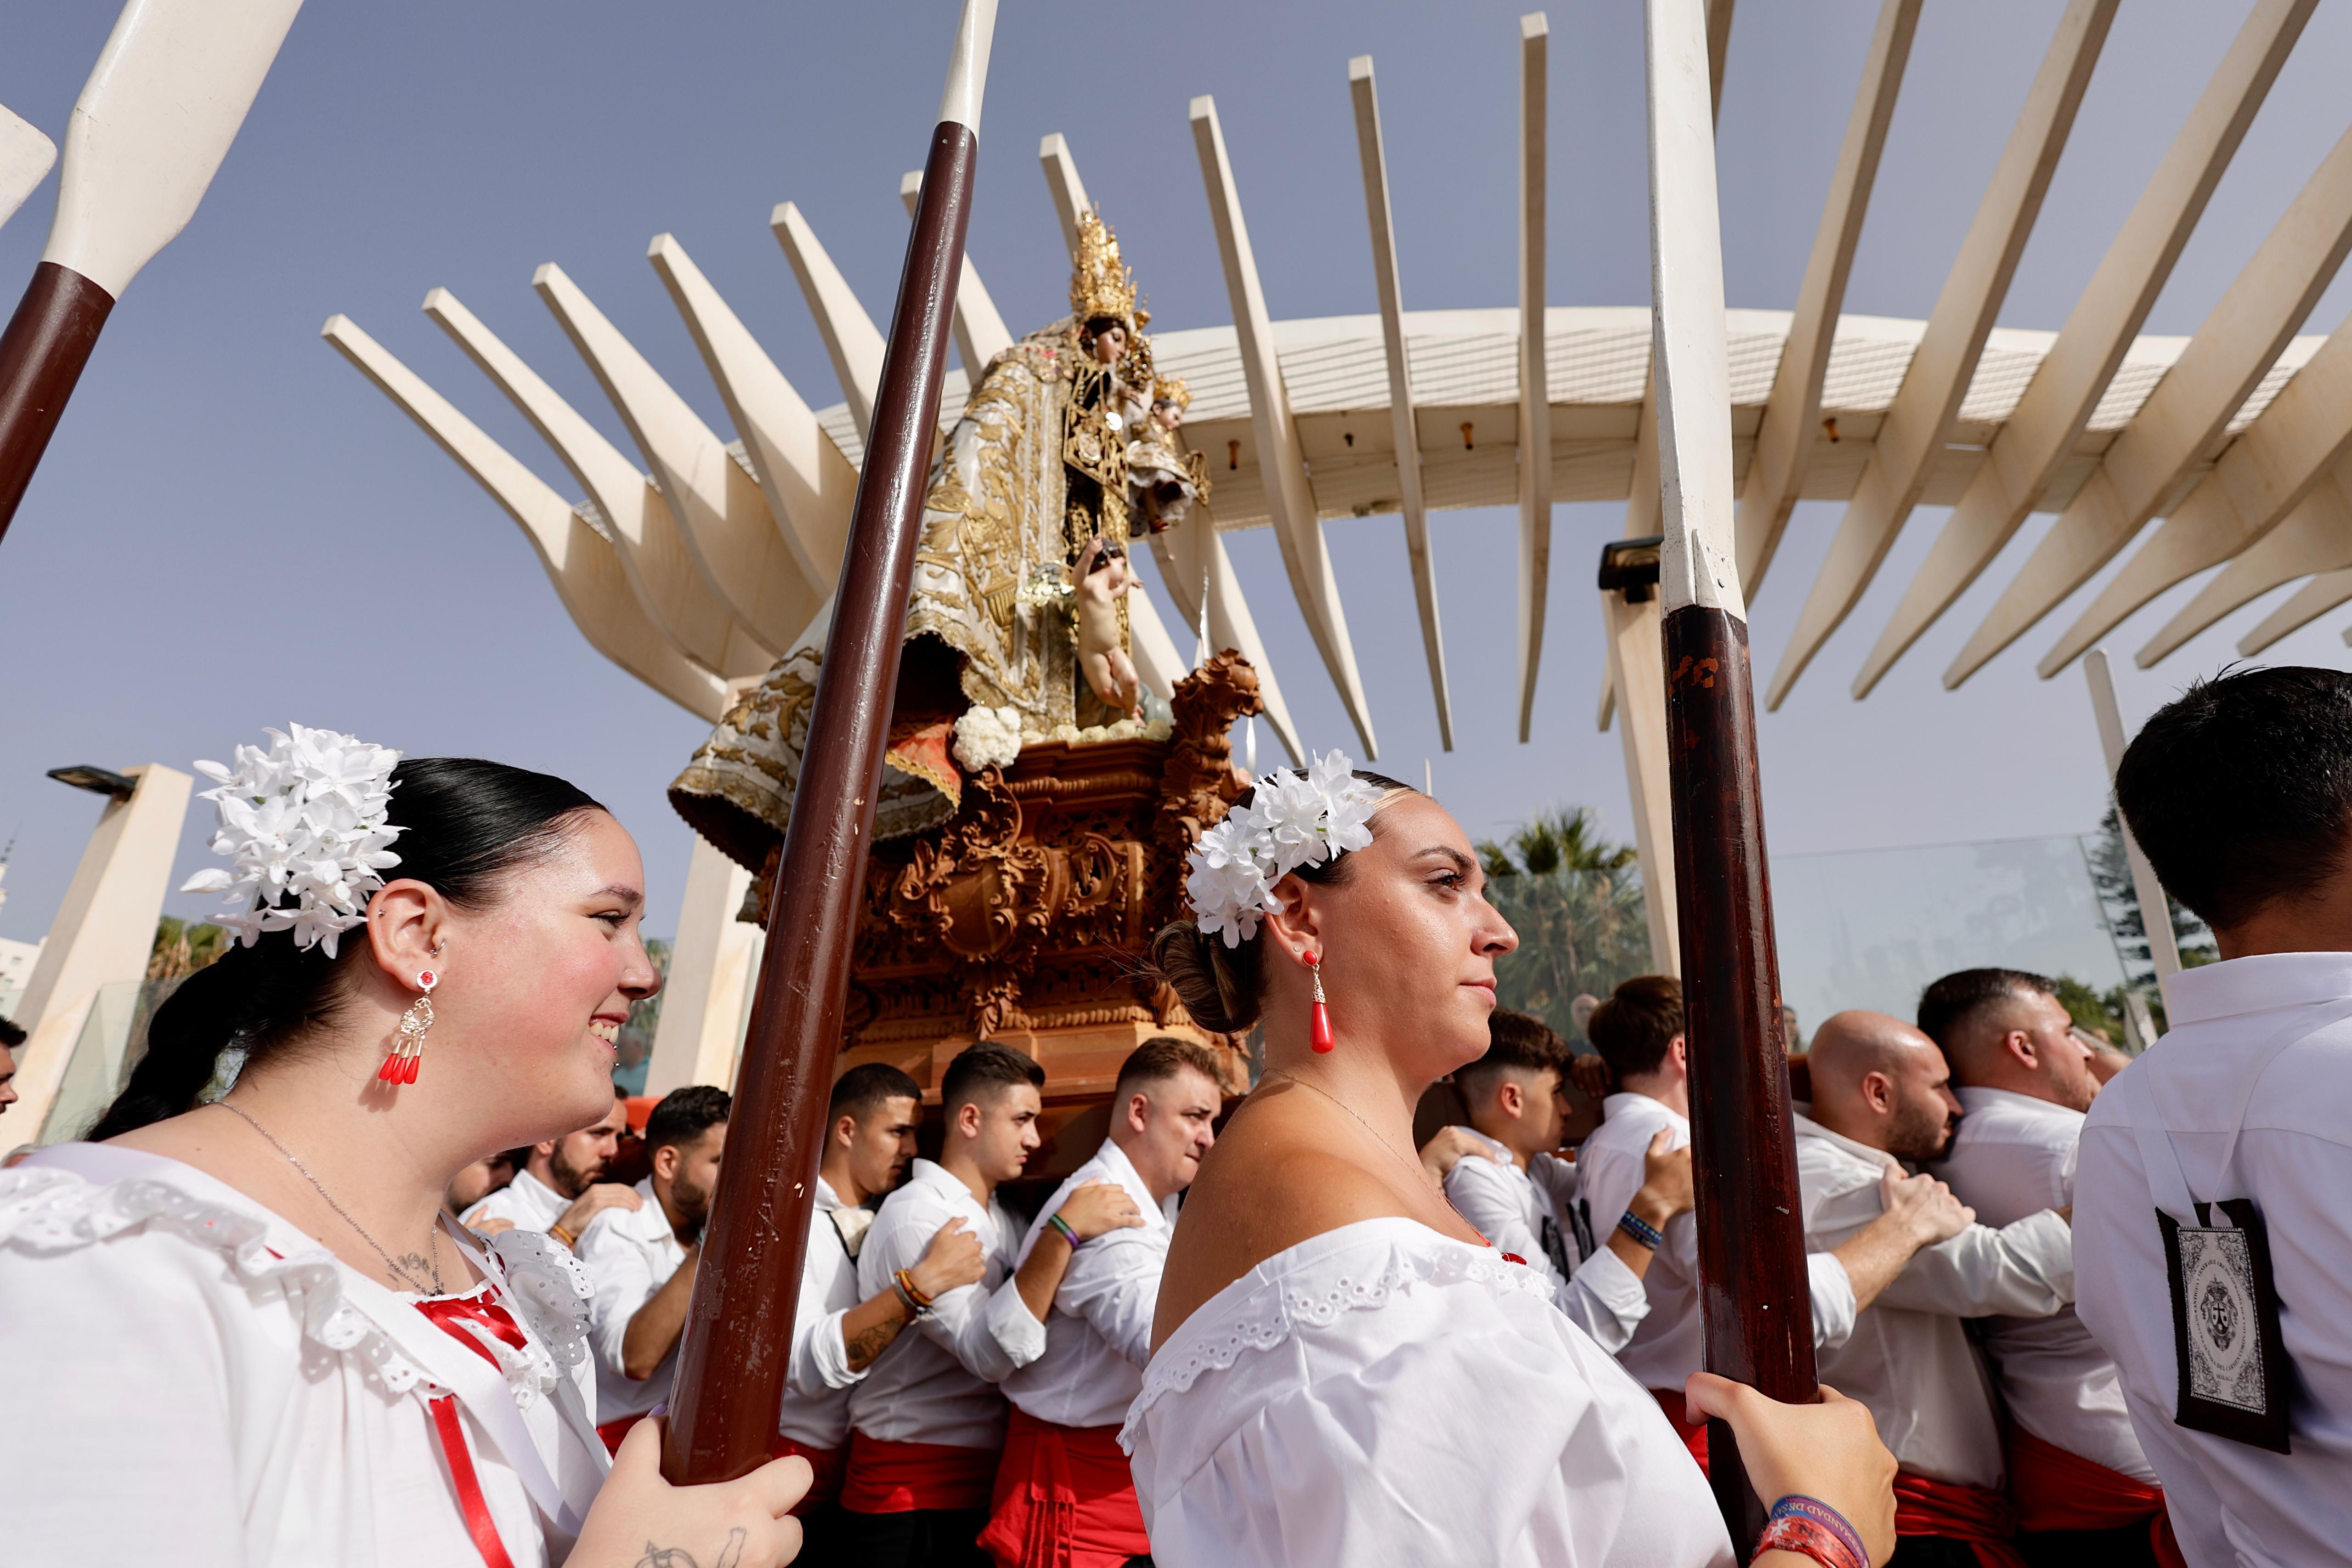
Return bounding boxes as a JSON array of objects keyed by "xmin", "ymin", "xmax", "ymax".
[
  {"xmin": 1644, "ymin": 0, "xmax": 1815, "ymax": 1549},
  {"xmin": 2083, "ymin": 649, "xmax": 2182, "ymax": 985},
  {"xmin": 661, "ymin": 0, "xmax": 997, "ymax": 1487},
  {"xmin": 0, "ymin": 0, "xmax": 304, "ymax": 548}
]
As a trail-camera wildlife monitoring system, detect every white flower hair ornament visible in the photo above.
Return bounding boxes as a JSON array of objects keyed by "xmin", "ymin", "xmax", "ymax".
[
  {"xmin": 1183, "ymin": 750, "xmax": 1383, "ymax": 948},
  {"xmin": 179, "ymin": 725, "xmax": 404, "ymax": 959}
]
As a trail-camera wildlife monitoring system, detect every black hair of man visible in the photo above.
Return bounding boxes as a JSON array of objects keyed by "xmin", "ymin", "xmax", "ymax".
[
  {"xmin": 2116, "ymin": 664, "xmax": 2352, "ymax": 931},
  {"xmin": 1587, "ymin": 975, "xmax": 1684, "ymax": 1084},
  {"xmin": 1916, "ymin": 968, "xmax": 2057, "ymax": 1055},
  {"xmin": 1457, "ymin": 1008, "xmax": 1571, "ymax": 1102},
  {"xmin": 0, "ymin": 1015, "xmax": 23, "ymax": 1049},
  {"xmin": 830, "ymin": 1061, "xmax": 924, "ymax": 1121},
  {"xmin": 1114, "ymin": 1037, "xmax": 1225, "ymax": 1102},
  {"xmin": 941, "ymin": 1042, "xmax": 1045, "ymax": 1115},
  {"xmin": 645, "ymin": 1084, "xmax": 731, "ymax": 1154}
]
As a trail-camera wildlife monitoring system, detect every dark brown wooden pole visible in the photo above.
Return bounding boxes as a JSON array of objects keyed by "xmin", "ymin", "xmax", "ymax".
[
  {"xmin": 0, "ymin": 262, "xmax": 115, "ymax": 547},
  {"xmin": 661, "ymin": 0, "xmax": 995, "ymax": 1487},
  {"xmin": 1645, "ymin": 0, "xmax": 1816, "ymax": 1551}
]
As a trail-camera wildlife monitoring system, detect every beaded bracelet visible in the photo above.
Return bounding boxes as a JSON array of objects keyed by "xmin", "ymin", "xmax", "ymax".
[
  {"xmin": 1617, "ymin": 1209, "xmax": 1666, "ymax": 1250},
  {"xmin": 1046, "ymin": 1212, "xmax": 1081, "ymax": 1247},
  {"xmin": 1752, "ymin": 1495, "xmax": 1867, "ymax": 1568}
]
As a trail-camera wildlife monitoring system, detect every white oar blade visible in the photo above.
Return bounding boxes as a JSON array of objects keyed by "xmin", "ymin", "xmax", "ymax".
[
  {"xmin": 0, "ymin": 105, "xmax": 58, "ymax": 234},
  {"xmin": 42, "ymin": 0, "xmax": 305, "ymax": 297}
]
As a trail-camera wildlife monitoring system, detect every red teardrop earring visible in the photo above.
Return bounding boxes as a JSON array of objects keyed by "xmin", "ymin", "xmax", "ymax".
[
  {"xmin": 380, "ymin": 969, "xmax": 438, "ymax": 1084},
  {"xmin": 1307, "ymin": 951, "xmax": 1334, "ymax": 1053}
]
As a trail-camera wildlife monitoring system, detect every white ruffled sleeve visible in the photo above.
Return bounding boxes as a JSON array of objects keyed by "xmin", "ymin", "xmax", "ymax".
[{"xmin": 0, "ymin": 1169, "xmax": 254, "ymax": 1565}]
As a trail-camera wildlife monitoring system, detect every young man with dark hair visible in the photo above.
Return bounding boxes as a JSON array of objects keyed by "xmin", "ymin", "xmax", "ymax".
[
  {"xmin": 1443, "ymin": 1008, "xmax": 1688, "ymax": 1352},
  {"xmin": 460, "ymin": 1090, "xmax": 641, "ymax": 1247},
  {"xmin": 1579, "ymin": 977, "xmax": 1978, "ymax": 1472},
  {"xmin": 2076, "ymin": 666, "xmax": 2352, "ymax": 1563},
  {"xmin": 1919, "ymin": 968, "xmax": 2162, "ymax": 1564},
  {"xmin": 779, "ymin": 1063, "xmax": 989, "ymax": 1555},
  {"xmin": 842, "ymin": 1044, "xmax": 1144, "ymax": 1567},
  {"xmin": 1796, "ymin": 1010, "xmax": 2077, "ymax": 1563},
  {"xmin": 980, "ymin": 1037, "xmax": 1226, "ymax": 1567},
  {"xmin": 576, "ymin": 1083, "xmax": 729, "ymax": 1451}
]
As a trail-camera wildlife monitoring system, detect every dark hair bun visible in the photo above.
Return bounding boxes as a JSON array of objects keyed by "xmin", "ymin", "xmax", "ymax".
[{"xmin": 1150, "ymin": 919, "xmax": 1262, "ymax": 1035}]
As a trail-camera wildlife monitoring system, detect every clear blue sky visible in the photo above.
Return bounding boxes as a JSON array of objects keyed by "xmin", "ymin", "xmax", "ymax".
[{"xmin": 3, "ymin": 1, "xmax": 2347, "ymax": 951}]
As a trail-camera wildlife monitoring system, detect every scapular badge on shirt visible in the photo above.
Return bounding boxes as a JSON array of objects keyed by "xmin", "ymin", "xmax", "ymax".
[
  {"xmin": 2157, "ymin": 1198, "xmax": 2290, "ymax": 1454},
  {"xmin": 830, "ymin": 1204, "xmax": 876, "ymax": 1260}
]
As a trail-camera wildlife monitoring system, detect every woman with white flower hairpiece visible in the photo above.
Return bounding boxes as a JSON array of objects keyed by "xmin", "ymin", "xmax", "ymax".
[
  {"xmin": 0, "ymin": 727, "xmax": 810, "ymax": 1568},
  {"xmin": 1128, "ymin": 752, "xmax": 1905, "ymax": 1568}
]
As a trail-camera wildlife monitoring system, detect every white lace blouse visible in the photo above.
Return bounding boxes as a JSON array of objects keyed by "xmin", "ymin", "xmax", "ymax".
[
  {"xmin": 0, "ymin": 1143, "xmax": 610, "ymax": 1567},
  {"xmin": 1121, "ymin": 1218, "xmax": 1734, "ymax": 1568}
]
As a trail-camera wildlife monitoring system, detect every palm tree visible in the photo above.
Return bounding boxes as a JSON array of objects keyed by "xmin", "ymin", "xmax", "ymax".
[{"xmin": 1476, "ymin": 809, "xmax": 1651, "ymax": 1042}]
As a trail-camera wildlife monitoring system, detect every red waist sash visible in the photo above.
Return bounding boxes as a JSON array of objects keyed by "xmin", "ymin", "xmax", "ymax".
[
  {"xmin": 841, "ymin": 1430, "xmax": 1001, "ymax": 1514},
  {"xmin": 769, "ymin": 1435, "xmax": 845, "ymax": 1517},
  {"xmin": 1648, "ymin": 1387, "xmax": 1711, "ymax": 1477},
  {"xmin": 2006, "ymin": 1423, "xmax": 2184, "ymax": 1568},
  {"xmin": 975, "ymin": 1408, "xmax": 1149, "ymax": 1568},
  {"xmin": 1893, "ymin": 1471, "xmax": 2026, "ymax": 1568},
  {"xmin": 596, "ymin": 1410, "xmax": 649, "ymax": 1456}
]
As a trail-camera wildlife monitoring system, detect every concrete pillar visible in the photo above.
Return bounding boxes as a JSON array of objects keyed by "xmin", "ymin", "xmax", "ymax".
[
  {"xmin": 1600, "ymin": 595, "xmax": 1680, "ymax": 973},
  {"xmin": 13, "ymin": 764, "xmax": 192, "ymax": 1139},
  {"xmin": 645, "ymin": 832, "xmax": 762, "ymax": 1095}
]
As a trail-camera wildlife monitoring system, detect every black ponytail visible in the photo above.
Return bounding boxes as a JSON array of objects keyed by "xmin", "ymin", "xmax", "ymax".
[{"xmin": 90, "ymin": 757, "xmax": 603, "ymax": 1140}]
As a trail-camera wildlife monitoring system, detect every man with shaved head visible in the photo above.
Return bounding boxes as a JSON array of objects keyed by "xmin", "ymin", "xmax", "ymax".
[
  {"xmin": 1798, "ymin": 1009, "xmax": 2076, "ymax": 1567},
  {"xmin": 1920, "ymin": 969, "xmax": 2166, "ymax": 1566}
]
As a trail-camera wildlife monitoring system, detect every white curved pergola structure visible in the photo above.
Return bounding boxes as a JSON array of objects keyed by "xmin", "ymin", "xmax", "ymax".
[{"xmin": 324, "ymin": 0, "xmax": 2351, "ymax": 1013}]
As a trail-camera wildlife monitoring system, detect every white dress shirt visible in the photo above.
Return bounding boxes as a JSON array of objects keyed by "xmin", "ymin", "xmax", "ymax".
[
  {"xmin": 1935, "ymin": 1086, "xmax": 2153, "ymax": 1482},
  {"xmin": 778, "ymin": 1178, "xmax": 869, "ymax": 1451},
  {"xmin": 1121, "ymin": 1217, "xmax": 1733, "ymax": 1568},
  {"xmin": 2, "ymin": 1143, "xmax": 606, "ymax": 1567},
  {"xmin": 1441, "ymin": 1127, "xmax": 1651, "ymax": 1352},
  {"xmin": 574, "ymin": 1177, "xmax": 688, "ymax": 1425},
  {"xmin": 462, "ymin": 1167, "xmax": 568, "ymax": 1234},
  {"xmin": 849, "ymin": 1158, "xmax": 1049, "ymax": 1450},
  {"xmin": 1579, "ymin": 1092, "xmax": 1858, "ymax": 1388},
  {"xmin": 999, "ymin": 1138, "xmax": 1172, "ymax": 1430},
  {"xmin": 2076, "ymin": 951, "xmax": 2352, "ymax": 1568},
  {"xmin": 1796, "ymin": 1114, "xmax": 2075, "ymax": 1489}
]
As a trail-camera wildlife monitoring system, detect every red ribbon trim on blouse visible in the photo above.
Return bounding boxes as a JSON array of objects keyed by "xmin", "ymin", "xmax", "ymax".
[{"xmin": 416, "ymin": 1287, "xmax": 531, "ymax": 1568}]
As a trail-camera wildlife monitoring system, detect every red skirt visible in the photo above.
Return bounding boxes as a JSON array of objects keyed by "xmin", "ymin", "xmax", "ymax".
[
  {"xmin": 2006, "ymin": 1424, "xmax": 2184, "ymax": 1568},
  {"xmin": 1893, "ymin": 1471, "xmax": 2026, "ymax": 1568},
  {"xmin": 769, "ymin": 1436, "xmax": 845, "ymax": 1517},
  {"xmin": 1648, "ymin": 1387, "xmax": 1710, "ymax": 1476},
  {"xmin": 975, "ymin": 1408, "xmax": 1150, "ymax": 1568},
  {"xmin": 840, "ymin": 1431, "xmax": 1001, "ymax": 1515}
]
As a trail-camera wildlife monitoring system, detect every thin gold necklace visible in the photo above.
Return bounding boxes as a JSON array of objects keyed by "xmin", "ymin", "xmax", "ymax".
[
  {"xmin": 1260, "ymin": 1070, "xmax": 1458, "ymax": 1212},
  {"xmin": 215, "ymin": 1099, "xmax": 447, "ymax": 1294}
]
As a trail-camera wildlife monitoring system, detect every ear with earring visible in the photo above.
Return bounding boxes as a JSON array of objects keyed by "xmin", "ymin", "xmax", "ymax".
[
  {"xmin": 378, "ymin": 945, "xmax": 446, "ymax": 1085},
  {"xmin": 1306, "ymin": 951, "xmax": 1334, "ymax": 1054}
]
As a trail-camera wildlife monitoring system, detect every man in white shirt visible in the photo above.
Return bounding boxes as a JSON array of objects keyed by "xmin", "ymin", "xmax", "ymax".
[
  {"xmin": 786, "ymin": 1063, "xmax": 989, "ymax": 1559},
  {"xmin": 2078, "ymin": 665, "xmax": 2352, "ymax": 1567},
  {"xmin": 1922, "ymin": 967, "xmax": 2169, "ymax": 1565},
  {"xmin": 574, "ymin": 1083, "xmax": 728, "ymax": 1451},
  {"xmin": 459, "ymin": 1090, "xmax": 640, "ymax": 1248},
  {"xmin": 1442, "ymin": 1007, "xmax": 1679, "ymax": 1351},
  {"xmin": 841, "ymin": 1043, "xmax": 1143, "ymax": 1568},
  {"xmin": 1578, "ymin": 975, "xmax": 1977, "ymax": 1472},
  {"xmin": 978, "ymin": 1037, "xmax": 1223, "ymax": 1568},
  {"xmin": 1799, "ymin": 1009, "xmax": 2075, "ymax": 1566}
]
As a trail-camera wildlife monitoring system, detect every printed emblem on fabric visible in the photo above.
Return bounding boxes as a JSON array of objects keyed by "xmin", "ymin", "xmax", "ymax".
[
  {"xmin": 2158, "ymin": 1198, "xmax": 2292, "ymax": 1453},
  {"xmin": 2181, "ymin": 1227, "xmax": 2262, "ymax": 1411}
]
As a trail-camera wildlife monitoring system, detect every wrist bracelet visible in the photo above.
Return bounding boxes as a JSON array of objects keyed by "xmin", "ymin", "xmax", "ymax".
[
  {"xmin": 1617, "ymin": 1209, "xmax": 1665, "ymax": 1250},
  {"xmin": 548, "ymin": 1223, "xmax": 577, "ymax": 1250},
  {"xmin": 890, "ymin": 1276, "xmax": 926, "ymax": 1318},
  {"xmin": 1046, "ymin": 1212, "xmax": 1081, "ymax": 1248},
  {"xmin": 893, "ymin": 1266, "xmax": 935, "ymax": 1309},
  {"xmin": 1753, "ymin": 1496, "xmax": 1867, "ymax": 1568}
]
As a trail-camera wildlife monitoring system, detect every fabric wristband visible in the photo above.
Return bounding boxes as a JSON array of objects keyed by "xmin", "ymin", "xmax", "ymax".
[
  {"xmin": 1753, "ymin": 1495, "xmax": 1868, "ymax": 1568},
  {"xmin": 1046, "ymin": 1212, "xmax": 1080, "ymax": 1248},
  {"xmin": 890, "ymin": 1269, "xmax": 931, "ymax": 1319},
  {"xmin": 1616, "ymin": 1209, "xmax": 1665, "ymax": 1250},
  {"xmin": 547, "ymin": 1223, "xmax": 577, "ymax": 1250}
]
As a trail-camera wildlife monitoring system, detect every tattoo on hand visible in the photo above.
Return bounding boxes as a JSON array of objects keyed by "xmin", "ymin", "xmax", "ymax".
[{"xmin": 633, "ymin": 1528, "xmax": 746, "ymax": 1568}]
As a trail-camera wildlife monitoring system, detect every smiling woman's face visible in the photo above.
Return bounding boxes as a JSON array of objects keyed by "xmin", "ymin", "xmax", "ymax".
[{"xmin": 1287, "ymin": 793, "xmax": 1519, "ymax": 1083}]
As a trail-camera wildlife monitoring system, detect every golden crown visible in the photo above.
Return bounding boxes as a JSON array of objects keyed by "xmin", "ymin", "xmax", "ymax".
[
  {"xmin": 1069, "ymin": 208, "xmax": 1140, "ymax": 326},
  {"xmin": 1152, "ymin": 375, "xmax": 1192, "ymax": 409}
]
